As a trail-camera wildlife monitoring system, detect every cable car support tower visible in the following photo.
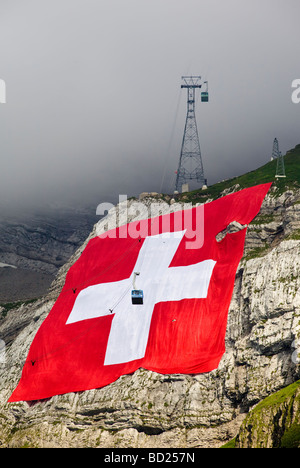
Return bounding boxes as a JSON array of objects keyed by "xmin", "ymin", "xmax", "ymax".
[
  {"xmin": 272, "ymin": 137, "xmax": 286, "ymax": 179},
  {"xmin": 175, "ymin": 76, "xmax": 209, "ymax": 193}
]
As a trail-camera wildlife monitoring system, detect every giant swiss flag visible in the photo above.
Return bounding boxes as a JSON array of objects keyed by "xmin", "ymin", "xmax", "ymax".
[{"xmin": 9, "ymin": 183, "xmax": 271, "ymax": 402}]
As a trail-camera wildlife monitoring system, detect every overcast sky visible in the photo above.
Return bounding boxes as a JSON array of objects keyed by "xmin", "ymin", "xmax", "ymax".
[{"xmin": 0, "ymin": 0, "xmax": 299, "ymax": 212}]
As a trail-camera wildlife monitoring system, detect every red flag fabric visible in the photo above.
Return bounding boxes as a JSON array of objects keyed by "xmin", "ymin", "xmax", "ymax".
[{"xmin": 9, "ymin": 183, "xmax": 271, "ymax": 402}]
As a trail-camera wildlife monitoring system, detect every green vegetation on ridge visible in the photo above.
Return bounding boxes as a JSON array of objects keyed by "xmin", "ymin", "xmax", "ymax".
[
  {"xmin": 176, "ymin": 143, "xmax": 300, "ymax": 204},
  {"xmin": 0, "ymin": 298, "xmax": 38, "ymax": 319},
  {"xmin": 222, "ymin": 380, "xmax": 300, "ymax": 448}
]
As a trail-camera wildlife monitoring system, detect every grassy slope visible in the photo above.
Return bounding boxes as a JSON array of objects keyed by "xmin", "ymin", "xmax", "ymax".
[
  {"xmin": 176, "ymin": 143, "xmax": 300, "ymax": 204},
  {"xmin": 222, "ymin": 380, "xmax": 300, "ymax": 448}
]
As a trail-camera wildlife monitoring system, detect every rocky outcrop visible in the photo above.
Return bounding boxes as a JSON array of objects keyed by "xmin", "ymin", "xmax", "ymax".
[
  {"xmin": 0, "ymin": 186, "xmax": 299, "ymax": 448},
  {"xmin": 235, "ymin": 380, "xmax": 300, "ymax": 448}
]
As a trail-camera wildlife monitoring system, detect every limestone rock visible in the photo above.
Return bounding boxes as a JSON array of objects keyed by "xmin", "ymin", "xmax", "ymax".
[{"xmin": 0, "ymin": 187, "xmax": 299, "ymax": 448}]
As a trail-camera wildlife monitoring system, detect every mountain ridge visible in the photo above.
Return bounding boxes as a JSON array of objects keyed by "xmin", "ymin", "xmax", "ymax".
[{"xmin": 0, "ymin": 146, "xmax": 299, "ymax": 448}]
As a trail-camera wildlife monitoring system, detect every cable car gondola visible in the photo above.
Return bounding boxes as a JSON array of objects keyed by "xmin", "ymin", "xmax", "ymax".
[
  {"xmin": 131, "ymin": 289, "xmax": 144, "ymax": 305},
  {"xmin": 131, "ymin": 272, "xmax": 143, "ymax": 305},
  {"xmin": 201, "ymin": 81, "xmax": 209, "ymax": 102}
]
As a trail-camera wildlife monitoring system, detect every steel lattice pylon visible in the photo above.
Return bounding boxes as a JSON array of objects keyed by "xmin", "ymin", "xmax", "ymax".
[
  {"xmin": 175, "ymin": 76, "xmax": 208, "ymax": 193},
  {"xmin": 272, "ymin": 138, "xmax": 286, "ymax": 178}
]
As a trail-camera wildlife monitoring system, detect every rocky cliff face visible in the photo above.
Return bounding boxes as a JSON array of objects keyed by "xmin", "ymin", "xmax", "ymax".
[{"xmin": 0, "ymin": 185, "xmax": 299, "ymax": 448}]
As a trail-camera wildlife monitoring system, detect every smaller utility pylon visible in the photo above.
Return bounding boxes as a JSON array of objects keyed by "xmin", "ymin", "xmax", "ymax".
[
  {"xmin": 276, "ymin": 151, "xmax": 286, "ymax": 178},
  {"xmin": 272, "ymin": 138, "xmax": 286, "ymax": 178}
]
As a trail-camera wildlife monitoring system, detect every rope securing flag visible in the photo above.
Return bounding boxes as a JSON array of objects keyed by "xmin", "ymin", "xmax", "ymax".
[{"xmin": 9, "ymin": 183, "xmax": 272, "ymax": 402}]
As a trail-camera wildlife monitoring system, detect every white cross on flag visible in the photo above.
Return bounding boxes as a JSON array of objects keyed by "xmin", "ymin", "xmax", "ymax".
[
  {"xmin": 9, "ymin": 183, "xmax": 271, "ymax": 402},
  {"xmin": 67, "ymin": 230, "xmax": 216, "ymax": 365}
]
